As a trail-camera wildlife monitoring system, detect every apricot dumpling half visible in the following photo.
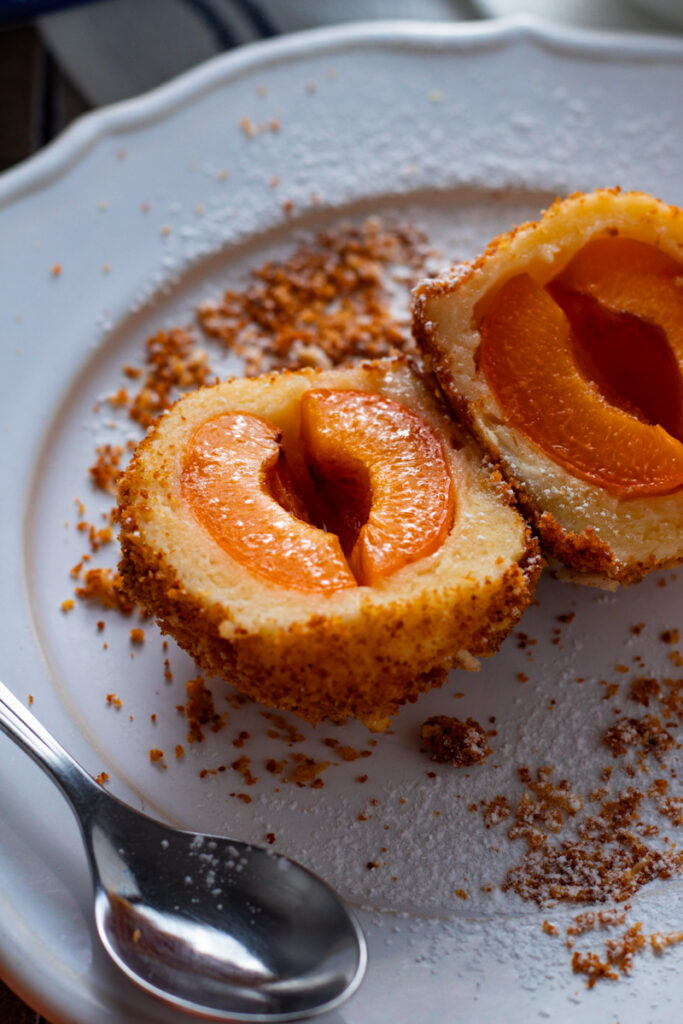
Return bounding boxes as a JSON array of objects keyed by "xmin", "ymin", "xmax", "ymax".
[
  {"xmin": 117, "ymin": 359, "xmax": 539, "ymax": 727},
  {"xmin": 413, "ymin": 189, "xmax": 683, "ymax": 586}
]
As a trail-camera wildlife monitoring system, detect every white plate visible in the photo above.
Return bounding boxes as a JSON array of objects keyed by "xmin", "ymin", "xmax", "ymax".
[{"xmin": 2, "ymin": 18, "xmax": 683, "ymax": 1024}]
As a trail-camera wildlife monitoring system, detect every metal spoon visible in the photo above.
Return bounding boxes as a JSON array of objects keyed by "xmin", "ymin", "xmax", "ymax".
[{"xmin": 0, "ymin": 679, "xmax": 367, "ymax": 1021}]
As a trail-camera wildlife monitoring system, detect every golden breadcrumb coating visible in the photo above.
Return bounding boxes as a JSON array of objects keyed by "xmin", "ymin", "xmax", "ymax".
[
  {"xmin": 413, "ymin": 189, "xmax": 683, "ymax": 586},
  {"xmin": 117, "ymin": 358, "xmax": 539, "ymax": 727}
]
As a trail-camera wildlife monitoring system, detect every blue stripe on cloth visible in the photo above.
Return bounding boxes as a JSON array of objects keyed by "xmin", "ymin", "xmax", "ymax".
[
  {"xmin": 182, "ymin": 0, "xmax": 241, "ymax": 50},
  {"xmin": 228, "ymin": 0, "xmax": 277, "ymax": 37},
  {"xmin": 0, "ymin": 0, "xmax": 102, "ymax": 23}
]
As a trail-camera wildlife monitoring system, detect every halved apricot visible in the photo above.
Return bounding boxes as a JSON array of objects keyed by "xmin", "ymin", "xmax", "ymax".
[
  {"xmin": 551, "ymin": 238, "xmax": 683, "ymax": 440},
  {"xmin": 182, "ymin": 412, "xmax": 356, "ymax": 593},
  {"xmin": 300, "ymin": 389, "xmax": 455, "ymax": 585},
  {"xmin": 182, "ymin": 394, "xmax": 455, "ymax": 592},
  {"xmin": 479, "ymin": 273, "xmax": 683, "ymax": 497},
  {"xmin": 547, "ymin": 282, "xmax": 683, "ymax": 443}
]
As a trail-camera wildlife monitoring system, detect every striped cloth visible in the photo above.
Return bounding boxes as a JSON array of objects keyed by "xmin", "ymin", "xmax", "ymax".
[
  {"xmin": 35, "ymin": 0, "xmax": 677, "ymax": 108},
  {"xmin": 36, "ymin": 0, "xmax": 478, "ymax": 106}
]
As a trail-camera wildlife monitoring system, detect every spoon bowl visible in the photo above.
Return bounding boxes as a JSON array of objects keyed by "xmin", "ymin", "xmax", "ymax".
[{"xmin": 0, "ymin": 679, "xmax": 366, "ymax": 1021}]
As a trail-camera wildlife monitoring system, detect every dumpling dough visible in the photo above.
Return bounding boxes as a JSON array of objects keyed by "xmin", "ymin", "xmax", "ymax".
[{"xmin": 118, "ymin": 358, "xmax": 539, "ymax": 726}]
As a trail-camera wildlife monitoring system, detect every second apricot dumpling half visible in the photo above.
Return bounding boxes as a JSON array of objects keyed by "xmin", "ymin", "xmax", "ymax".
[
  {"xmin": 117, "ymin": 359, "xmax": 539, "ymax": 727},
  {"xmin": 413, "ymin": 189, "xmax": 683, "ymax": 586}
]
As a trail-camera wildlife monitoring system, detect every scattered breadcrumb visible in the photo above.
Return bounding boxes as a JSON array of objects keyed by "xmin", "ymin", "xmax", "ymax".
[
  {"xmin": 420, "ymin": 715, "xmax": 491, "ymax": 767},
  {"xmin": 183, "ymin": 676, "xmax": 227, "ymax": 743},
  {"xmin": 480, "ymin": 795, "xmax": 511, "ymax": 828},
  {"xmin": 122, "ymin": 328, "xmax": 215, "ymax": 430},
  {"xmin": 75, "ymin": 568, "xmax": 134, "ymax": 613},
  {"xmin": 107, "ymin": 388, "xmax": 128, "ymax": 409},
  {"xmin": 286, "ymin": 753, "xmax": 331, "ymax": 788},
  {"xmin": 651, "ymin": 931, "xmax": 683, "ymax": 954},
  {"xmin": 261, "ymin": 710, "xmax": 305, "ymax": 744},
  {"xmin": 603, "ymin": 715, "xmax": 674, "ymax": 761},
  {"xmin": 656, "ymin": 796, "xmax": 683, "ymax": 826},
  {"xmin": 504, "ymin": 773, "xmax": 681, "ymax": 905},
  {"xmin": 231, "ymin": 755, "xmax": 257, "ymax": 786},
  {"xmin": 323, "ymin": 737, "xmax": 372, "ymax": 762},
  {"xmin": 89, "ymin": 444, "xmax": 123, "ymax": 494},
  {"xmin": 473, "ymin": 656, "xmax": 683, "ymax": 920},
  {"xmin": 572, "ymin": 922, "xmax": 646, "ymax": 988},
  {"xmin": 630, "ymin": 677, "xmax": 662, "ymax": 707},
  {"xmin": 197, "ymin": 219, "xmax": 431, "ymax": 376},
  {"xmin": 542, "ymin": 909, "xmax": 683, "ymax": 988},
  {"xmin": 75, "ymin": 517, "xmax": 114, "ymax": 553}
]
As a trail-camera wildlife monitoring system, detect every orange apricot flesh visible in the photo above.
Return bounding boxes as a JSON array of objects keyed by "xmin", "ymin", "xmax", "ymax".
[
  {"xmin": 300, "ymin": 389, "xmax": 455, "ymax": 586},
  {"xmin": 547, "ymin": 283, "xmax": 683, "ymax": 444},
  {"xmin": 182, "ymin": 412, "xmax": 356, "ymax": 593},
  {"xmin": 182, "ymin": 391, "xmax": 455, "ymax": 592},
  {"xmin": 552, "ymin": 237, "xmax": 683, "ymax": 441},
  {"xmin": 479, "ymin": 269, "xmax": 683, "ymax": 498},
  {"xmin": 555, "ymin": 236, "xmax": 681, "ymax": 288}
]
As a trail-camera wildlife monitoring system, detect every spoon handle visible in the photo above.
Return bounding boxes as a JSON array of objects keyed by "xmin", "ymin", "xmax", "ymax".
[{"xmin": 0, "ymin": 679, "xmax": 103, "ymax": 816}]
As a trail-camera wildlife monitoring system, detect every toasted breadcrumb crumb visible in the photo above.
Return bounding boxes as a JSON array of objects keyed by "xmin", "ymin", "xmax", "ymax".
[
  {"xmin": 123, "ymin": 328, "xmax": 214, "ymax": 429},
  {"xmin": 89, "ymin": 444, "xmax": 123, "ymax": 494},
  {"xmin": 184, "ymin": 677, "xmax": 227, "ymax": 743},
  {"xmin": 420, "ymin": 716, "xmax": 491, "ymax": 767},
  {"xmin": 541, "ymin": 910, "xmax": 682, "ymax": 989},
  {"xmin": 231, "ymin": 755, "xmax": 257, "ymax": 786},
  {"xmin": 286, "ymin": 753, "xmax": 331, "ymax": 787},
  {"xmin": 651, "ymin": 930, "xmax": 683, "ymax": 953},
  {"xmin": 630, "ymin": 676, "xmax": 662, "ymax": 706},
  {"xmin": 480, "ymin": 795, "xmax": 511, "ymax": 828},
  {"xmin": 198, "ymin": 219, "xmax": 431, "ymax": 377},
  {"xmin": 75, "ymin": 568, "xmax": 134, "ymax": 613},
  {"xmin": 603, "ymin": 715, "xmax": 674, "ymax": 760}
]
